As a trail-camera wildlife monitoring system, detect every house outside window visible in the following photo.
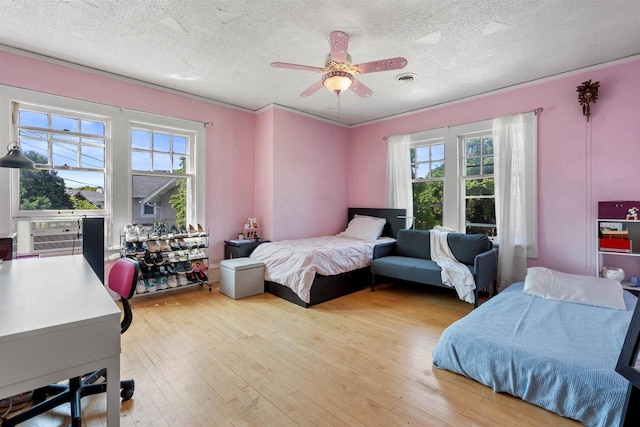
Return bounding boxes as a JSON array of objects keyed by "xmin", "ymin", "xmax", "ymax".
[
  {"xmin": 410, "ymin": 139, "xmax": 445, "ymax": 230},
  {"xmin": 130, "ymin": 124, "xmax": 192, "ymax": 228}
]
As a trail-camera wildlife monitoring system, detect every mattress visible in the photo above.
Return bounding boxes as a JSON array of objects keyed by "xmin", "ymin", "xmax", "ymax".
[
  {"xmin": 249, "ymin": 235, "xmax": 394, "ymax": 303},
  {"xmin": 432, "ymin": 281, "xmax": 637, "ymax": 427}
]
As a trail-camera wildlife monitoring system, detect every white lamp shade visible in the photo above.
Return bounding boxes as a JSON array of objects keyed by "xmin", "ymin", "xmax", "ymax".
[{"xmin": 322, "ymin": 71, "xmax": 353, "ymax": 94}]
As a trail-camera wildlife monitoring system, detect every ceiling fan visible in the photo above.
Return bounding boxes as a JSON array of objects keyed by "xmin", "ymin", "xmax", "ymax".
[{"xmin": 271, "ymin": 30, "xmax": 408, "ymax": 98}]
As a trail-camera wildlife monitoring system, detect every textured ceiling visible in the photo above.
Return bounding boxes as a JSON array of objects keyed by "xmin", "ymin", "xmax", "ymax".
[{"xmin": 1, "ymin": 0, "xmax": 639, "ymax": 126}]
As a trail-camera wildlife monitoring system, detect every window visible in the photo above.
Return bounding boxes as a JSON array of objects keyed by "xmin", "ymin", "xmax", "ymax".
[
  {"xmin": 390, "ymin": 114, "xmax": 536, "ymax": 255},
  {"xmin": 130, "ymin": 123, "xmax": 192, "ymax": 228},
  {"xmin": 1, "ymin": 85, "xmax": 206, "ymax": 251},
  {"xmin": 410, "ymin": 140, "xmax": 445, "ymax": 230},
  {"xmin": 17, "ymin": 104, "xmax": 107, "ymax": 212},
  {"xmin": 461, "ymin": 132, "xmax": 496, "ymax": 236},
  {"xmin": 131, "ymin": 126, "xmax": 189, "ymax": 173}
]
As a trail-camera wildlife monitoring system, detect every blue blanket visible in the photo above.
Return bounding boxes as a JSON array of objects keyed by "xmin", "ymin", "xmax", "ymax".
[{"xmin": 432, "ymin": 282, "xmax": 637, "ymax": 427}]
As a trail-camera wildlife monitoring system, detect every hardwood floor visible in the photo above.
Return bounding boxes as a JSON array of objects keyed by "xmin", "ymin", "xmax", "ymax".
[{"xmin": 12, "ymin": 282, "xmax": 581, "ymax": 426}]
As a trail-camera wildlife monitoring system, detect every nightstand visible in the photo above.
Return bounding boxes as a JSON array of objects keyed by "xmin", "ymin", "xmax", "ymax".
[{"xmin": 224, "ymin": 240, "xmax": 269, "ymax": 259}]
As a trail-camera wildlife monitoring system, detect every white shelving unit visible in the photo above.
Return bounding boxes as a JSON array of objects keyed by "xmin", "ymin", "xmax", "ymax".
[{"xmin": 597, "ymin": 218, "xmax": 640, "ymax": 293}]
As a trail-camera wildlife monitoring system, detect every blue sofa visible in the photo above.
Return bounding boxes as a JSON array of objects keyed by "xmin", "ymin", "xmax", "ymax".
[{"xmin": 370, "ymin": 229, "xmax": 498, "ymax": 308}]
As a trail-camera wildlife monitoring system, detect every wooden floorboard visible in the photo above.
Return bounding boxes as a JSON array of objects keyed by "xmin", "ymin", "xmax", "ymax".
[{"xmin": 8, "ymin": 282, "xmax": 581, "ymax": 426}]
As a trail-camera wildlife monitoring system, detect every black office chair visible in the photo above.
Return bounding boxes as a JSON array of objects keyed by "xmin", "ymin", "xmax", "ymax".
[{"xmin": 1, "ymin": 257, "xmax": 139, "ymax": 427}]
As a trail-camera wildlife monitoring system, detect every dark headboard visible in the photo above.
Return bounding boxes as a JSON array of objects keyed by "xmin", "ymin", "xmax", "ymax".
[{"xmin": 347, "ymin": 208, "xmax": 407, "ymax": 239}]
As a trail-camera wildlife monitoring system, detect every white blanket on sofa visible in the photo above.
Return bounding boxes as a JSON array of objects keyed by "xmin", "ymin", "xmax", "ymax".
[{"xmin": 430, "ymin": 229, "xmax": 476, "ymax": 303}]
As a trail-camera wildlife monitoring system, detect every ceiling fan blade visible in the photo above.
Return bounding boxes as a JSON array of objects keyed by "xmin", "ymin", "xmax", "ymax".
[
  {"xmin": 354, "ymin": 57, "xmax": 408, "ymax": 74},
  {"xmin": 329, "ymin": 31, "xmax": 349, "ymax": 63},
  {"xmin": 271, "ymin": 62, "xmax": 323, "ymax": 73},
  {"xmin": 350, "ymin": 79, "xmax": 373, "ymax": 98},
  {"xmin": 300, "ymin": 80, "xmax": 325, "ymax": 97}
]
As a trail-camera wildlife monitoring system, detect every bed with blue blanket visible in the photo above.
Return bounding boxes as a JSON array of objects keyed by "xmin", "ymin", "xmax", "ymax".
[{"xmin": 432, "ymin": 281, "xmax": 637, "ymax": 427}]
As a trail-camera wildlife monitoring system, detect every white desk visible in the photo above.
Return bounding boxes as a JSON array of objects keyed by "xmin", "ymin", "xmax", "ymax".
[{"xmin": 0, "ymin": 255, "xmax": 121, "ymax": 426}]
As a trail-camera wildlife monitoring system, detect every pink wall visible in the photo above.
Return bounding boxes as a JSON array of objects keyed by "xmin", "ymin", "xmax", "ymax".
[
  {"xmin": 4, "ymin": 47, "xmax": 639, "ymax": 275},
  {"xmin": 350, "ymin": 58, "xmax": 640, "ymax": 277},
  {"xmin": 269, "ymin": 108, "xmax": 350, "ymax": 240},
  {"xmin": 0, "ymin": 50, "xmax": 256, "ymax": 262}
]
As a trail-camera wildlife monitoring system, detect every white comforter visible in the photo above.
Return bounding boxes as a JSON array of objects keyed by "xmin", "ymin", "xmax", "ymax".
[{"xmin": 249, "ymin": 235, "xmax": 395, "ymax": 303}]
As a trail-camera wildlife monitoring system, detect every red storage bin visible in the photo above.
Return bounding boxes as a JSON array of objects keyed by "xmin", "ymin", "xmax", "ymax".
[
  {"xmin": 599, "ymin": 238, "xmax": 632, "ymax": 253},
  {"xmin": 598, "ymin": 201, "xmax": 640, "ymax": 220}
]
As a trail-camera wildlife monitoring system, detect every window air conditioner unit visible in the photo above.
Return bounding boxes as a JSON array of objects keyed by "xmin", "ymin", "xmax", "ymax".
[{"xmin": 28, "ymin": 220, "xmax": 83, "ymax": 255}]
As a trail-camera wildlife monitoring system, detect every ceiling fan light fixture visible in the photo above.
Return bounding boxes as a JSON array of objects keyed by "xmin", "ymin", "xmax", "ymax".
[{"xmin": 322, "ymin": 70, "xmax": 353, "ymax": 94}]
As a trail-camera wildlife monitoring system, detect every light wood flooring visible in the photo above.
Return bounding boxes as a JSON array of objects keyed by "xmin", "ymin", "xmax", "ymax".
[{"xmin": 10, "ymin": 282, "xmax": 581, "ymax": 426}]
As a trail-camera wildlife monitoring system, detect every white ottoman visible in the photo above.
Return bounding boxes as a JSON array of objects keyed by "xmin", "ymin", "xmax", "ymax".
[{"xmin": 219, "ymin": 257, "xmax": 264, "ymax": 299}]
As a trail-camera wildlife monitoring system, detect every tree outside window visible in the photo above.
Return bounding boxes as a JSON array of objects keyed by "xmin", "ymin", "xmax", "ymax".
[
  {"xmin": 462, "ymin": 134, "xmax": 496, "ymax": 236},
  {"xmin": 411, "ymin": 142, "xmax": 444, "ymax": 230}
]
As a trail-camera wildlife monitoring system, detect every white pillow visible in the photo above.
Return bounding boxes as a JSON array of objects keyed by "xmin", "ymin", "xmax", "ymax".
[
  {"xmin": 523, "ymin": 267, "xmax": 626, "ymax": 310},
  {"xmin": 339, "ymin": 216, "xmax": 386, "ymax": 241}
]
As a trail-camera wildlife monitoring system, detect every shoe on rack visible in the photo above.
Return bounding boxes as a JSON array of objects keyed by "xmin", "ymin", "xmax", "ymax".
[
  {"xmin": 135, "ymin": 278, "xmax": 147, "ymax": 294},
  {"xmin": 178, "ymin": 239, "xmax": 189, "ymax": 250},
  {"xmin": 159, "ymin": 240, "xmax": 171, "ymax": 252},
  {"xmin": 197, "ymin": 223, "xmax": 206, "ymax": 236},
  {"xmin": 196, "ymin": 271, "xmax": 208, "ymax": 282},
  {"xmin": 147, "ymin": 240, "xmax": 161, "ymax": 253},
  {"xmin": 146, "ymin": 278, "xmax": 157, "ymax": 292},
  {"xmin": 158, "ymin": 223, "xmax": 168, "ymax": 240},
  {"xmin": 187, "ymin": 224, "xmax": 197, "ymax": 237},
  {"xmin": 154, "ymin": 253, "xmax": 165, "ymax": 266},
  {"xmin": 167, "ymin": 252, "xmax": 179, "ymax": 263},
  {"xmin": 178, "ymin": 251, "xmax": 189, "ymax": 262},
  {"xmin": 148, "ymin": 223, "xmax": 160, "ymax": 240},
  {"xmin": 183, "ymin": 261, "xmax": 193, "ymax": 273},
  {"xmin": 180, "ymin": 225, "xmax": 189, "ymax": 237},
  {"xmin": 175, "ymin": 262, "xmax": 185, "ymax": 273},
  {"xmin": 166, "ymin": 264, "xmax": 177, "ymax": 275},
  {"xmin": 178, "ymin": 274, "xmax": 189, "ymax": 286},
  {"xmin": 168, "ymin": 224, "xmax": 178, "ymax": 239},
  {"xmin": 125, "ymin": 223, "xmax": 138, "ymax": 242},
  {"xmin": 156, "ymin": 276, "xmax": 168, "ymax": 290},
  {"xmin": 169, "ymin": 239, "xmax": 181, "ymax": 251},
  {"xmin": 144, "ymin": 251, "xmax": 155, "ymax": 267},
  {"xmin": 167, "ymin": 275, "xmax": 178, "ymax": 288},
  {"xmin": 135, "ymin": 241, "xmax": 146, "ymax": 255},
  {"xmin": 125, "ymin": 241, "xmax": 136, "ymax": 256},
  {"xmin": 192, "ymin": 260, "xmax": 207, "ymax": 272},
  {"xmin": 186, "ymin": 271, "xmax": 198, "ymax": 283},
  {"xmin": 136, "ymin": 224, "xmax": 148, "ymax": 242},
  {"xmin": 158, "ymin": 266, "xmax": 169, "ymax": 276}
]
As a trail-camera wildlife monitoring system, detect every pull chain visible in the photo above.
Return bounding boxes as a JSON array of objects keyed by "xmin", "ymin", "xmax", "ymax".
[{"xmin": 336, "ymin": 93, "xmax": 341, "ymax": 120}]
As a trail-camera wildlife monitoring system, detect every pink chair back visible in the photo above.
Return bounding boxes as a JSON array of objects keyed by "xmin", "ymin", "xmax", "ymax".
[{"xmin": 108, "ymin": 257, "xmax": 138, "ymax": 300}]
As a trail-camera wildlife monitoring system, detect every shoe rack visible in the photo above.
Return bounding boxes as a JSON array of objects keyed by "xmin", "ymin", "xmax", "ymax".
[{"xmin": 121, "ymin": 223, "xmax": 211, "ymax": 296}]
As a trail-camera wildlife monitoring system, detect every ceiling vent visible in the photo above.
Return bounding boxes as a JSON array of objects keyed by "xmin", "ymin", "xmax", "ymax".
[{"xmin": 394, "ymin": 73, "xmax": 417, "ymax": 83}]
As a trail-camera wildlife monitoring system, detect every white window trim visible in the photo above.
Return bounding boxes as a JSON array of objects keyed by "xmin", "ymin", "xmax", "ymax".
[
  {"xmin": 459, "ymin": 128, "xmax": 495, "ymax": 236},
  {"xmin": 0, "ymin": 85, "xmax": 205, "ymax": 250}
]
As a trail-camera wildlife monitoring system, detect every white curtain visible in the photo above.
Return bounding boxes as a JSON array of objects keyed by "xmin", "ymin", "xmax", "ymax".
[
  {"xmin": 494, "ymin": 113, "xmax": 536, "ymax": 291},
  {"xmin": 386, "ymin": 134, "xmax": 413, "ymax": 228}
]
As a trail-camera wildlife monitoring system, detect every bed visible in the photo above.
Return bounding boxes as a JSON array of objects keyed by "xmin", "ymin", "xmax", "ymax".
[
  {"xmin": 432, "ymin": 279, "xmax": 637, "ymax": 427},
  {"xmin": 251, "ymin": 208, "xmax": 406, "ymax": 307}
]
